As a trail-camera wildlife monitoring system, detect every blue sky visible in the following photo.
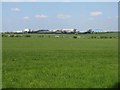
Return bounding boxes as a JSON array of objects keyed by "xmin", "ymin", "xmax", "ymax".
[
  {"xmin": 2, "ymin": 2, "xmax": 118, "ymax": 32},
  {"xmin": 0, "ymin": 2, "xmax": 1, "ymax": 32},
  {"xmin": 1, "ymin": 0, "xmax": 119, "ymax": 2}
]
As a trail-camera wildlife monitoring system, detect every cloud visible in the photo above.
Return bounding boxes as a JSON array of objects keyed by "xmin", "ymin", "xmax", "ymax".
[
  {"xmin": 35, "ymin": 14, "xmax": 48, "ymax": 18},
  {"xmin": 57, "ymin": 14, "xmax": 72, "ymax": 19},
  {"xmin": 11, "ymin": 8, "xmax": 21, "ymax": 12},
  {"xmin": 23, "ymin": 16, "xmax": 30, "ymax": 20},
  {"xmin": 90, "ymin": 11, "xmax": 103, "ymax": 16}
]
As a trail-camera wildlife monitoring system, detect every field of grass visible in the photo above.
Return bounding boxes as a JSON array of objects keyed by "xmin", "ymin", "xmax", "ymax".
[
  {"xmin": 2, "ymin": 33, "xmax": 118, "ymax": 88},
  {"xmin": 2, "ymin": 32, "xmax": 118, "ymax": 39}
]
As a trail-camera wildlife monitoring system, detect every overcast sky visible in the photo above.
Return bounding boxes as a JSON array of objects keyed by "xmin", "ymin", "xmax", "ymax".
[{"xmin": 2, "ymin": 2, "xmax": 118, "ymax": 32}]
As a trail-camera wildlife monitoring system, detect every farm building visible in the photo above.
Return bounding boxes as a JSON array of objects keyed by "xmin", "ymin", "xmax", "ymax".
[
  {"xmin": 15, "ymin": 30, "xmax": 23, "ymax": 33},
  {"xmin": 51, "ymin": 29, "xmax": 62, "ymax": 32},
  {"xmin": 51, "ymin": 29, "xmax": 77, "ymax": 33},
  {"xmin": 62, "ymin": 29, "xmax": 77, "ymax": 33},
  {"xmin": 36, "ymin": 30, "xmax": 51, "ymax": 33},
  {"xmin": 55, "ymin": 29, "xmax": 62, "ymax": 33},
  {"xmin": 50, "ymin": 29, "xmax": 77, "ymax": 33},
  {"xmin": 15, "ymin": 28, "xmax": 77, "ymax": 34},
  {"xmin": 23, "ymin": 28, "xmax": 31, "ymax": 33}
]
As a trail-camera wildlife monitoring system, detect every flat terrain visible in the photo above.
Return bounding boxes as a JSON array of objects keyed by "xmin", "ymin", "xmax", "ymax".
[{"xmin": 2, "ymin": 33, "xmax": 118, "ymax": 88}]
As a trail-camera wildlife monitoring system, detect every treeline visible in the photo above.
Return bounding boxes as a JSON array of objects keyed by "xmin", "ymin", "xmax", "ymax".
[{"xmin": 2, "ymin": 33, "xmax": 118, "ymax": 39}]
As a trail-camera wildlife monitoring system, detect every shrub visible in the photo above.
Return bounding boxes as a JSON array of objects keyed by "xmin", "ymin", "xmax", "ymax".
[
  {"xmin": 100, "ymin": 36, "xmax": 105, "ymax": 39},
  {"xmin": 91, "ymin": 36, "xmax": 97, "ymax": 39},
  {"xmin": 2, "ymin": 34, "xmax": 8, "ymax": 37},
  {"xmin": 73, "ymin": 36, "xmax": 77, "ymax": 39},
  {"xmin": 38, "ymin": 35, "xmax": 44, "ymax": 38},
  {"xmin": 10, "ymin": 34, "xmax": 14, "ymax": 37},
  {"xmin": 24, "ymin": 35, "xmax": 31, "ymax": 37},
  {"xmin": 109, "ymin": 36, "xmax": 112, "ymax": 39}
]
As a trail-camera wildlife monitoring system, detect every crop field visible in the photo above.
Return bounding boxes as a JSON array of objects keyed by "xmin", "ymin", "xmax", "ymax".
[{"xmin": 2, "ymin": 33, "xmax": 118, "ymax": 88}]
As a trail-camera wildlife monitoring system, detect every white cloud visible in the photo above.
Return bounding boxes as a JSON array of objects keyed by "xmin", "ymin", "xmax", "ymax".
[
  {"xmin": 11, "ymin": 8, "xmax": 21, "ymax": 12},
  {"xmin": 35, "ymin": 14, "xmax": 48, "ymax": 18},
  {"xmin": 90, "ymin": 11, "xmax": 103, "ymax": 16},
  {"xmin": 23, "ymin": 16, "xmax": 30, "ymax": 20},
  {"xmin": 57, "ymin": 14, "xmax": 72, "ymax": 19}
]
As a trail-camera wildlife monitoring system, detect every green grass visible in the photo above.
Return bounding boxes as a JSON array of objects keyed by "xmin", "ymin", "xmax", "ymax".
[
  {"xmin": 0, "ymin": 34, "xmax": 2, "ymax": 89},
  {"xmin": 3, "ymin": 32, "xmax": 118, "ymax": 39},
  {"xmin": 2, "ymin": 36, "xmax": 118, "ymax": 88}
]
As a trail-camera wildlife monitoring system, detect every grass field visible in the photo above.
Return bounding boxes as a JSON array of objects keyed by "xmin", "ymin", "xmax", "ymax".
[{"xmin": 2, "ymin": 33, "xmax": 118, "ymax": 88}]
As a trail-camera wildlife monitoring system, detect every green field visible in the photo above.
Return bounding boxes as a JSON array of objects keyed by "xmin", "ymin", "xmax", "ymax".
[{"xmin": 2, "ymin": 33, "xmax": 118, "ymax": 88}]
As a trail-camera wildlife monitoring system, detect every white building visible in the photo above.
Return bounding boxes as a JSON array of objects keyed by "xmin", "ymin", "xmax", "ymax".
[
  {"xmin": 23, "ymin": 28, "xmax": 30, "ymax": 33},
  {"xmin": 16, "ymin": 30, "xmax": 23, "ymax": 33},
  {"xmin": 62, "ymin": 29, "xmax": 76, "ymax": 33},
  {"xmin": 52, "ymin": 29, "xmax": 62, "ymax": 32}
]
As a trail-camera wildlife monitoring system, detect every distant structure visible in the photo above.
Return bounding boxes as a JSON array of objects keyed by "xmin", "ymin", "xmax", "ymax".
[
  {"xmin": 84, "ymin": 29, "xmax": 94, "ymax": 34},
  {"xmin": 15, "ymin": 28, "xmax": 77, "ymax": 34},
  {"xmin": 62, "ymin": 29, "xmax": 76, "ymax": 33},
  {"xmin": 23, "ymin": 28, "xmax": 31, "ymax": 33},
  {"xmin": 51, "ymin": 29, "xmax": 77, "ymax": 34},
  {"xmin": 36, "ymin": 29, "xmax": 50, "ymax": 33},
  {"xmin": 16, "ymin": 30, "xmax": 23, "ymax": 33}
]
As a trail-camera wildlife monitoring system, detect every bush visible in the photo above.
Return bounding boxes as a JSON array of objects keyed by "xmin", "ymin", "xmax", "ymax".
[
  {"xmin": 109, "ymin": 36, "xmax": 113, "ymax": 39},
  {"xmin": 2, "ymin": 34, "xmax": 8, "ymax": 37},
  {"xmin": 73, "ymin": 36, "xmax": 77, "ymax": 39},
  {"xmin": 91, "ymin": 36, "xmax": 97, "ymax": 39},
  {"xmin": 10, "ymin": 34, "xmax": 14, "ymax": 37},
  {"xmin": 24, "ymin": 35, "xmax": 31, "ymax": 37},
  {"xmin": 38, "ymin": 35, "xmax": 44, "ymax": 38},
  {"xmin": 100, "ymin": 36, "xmax": 107, "ymax": 39}
]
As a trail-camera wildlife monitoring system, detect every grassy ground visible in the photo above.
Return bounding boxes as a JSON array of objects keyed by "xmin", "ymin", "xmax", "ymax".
[
  {"xmin": 0, "ymin": 34, "xmax": 2, "ymax": 89},
  {"xmin": 3, "ymin": 32, "xmax": 118, "ymax": 39},
  {"xmin": 2, "ymin": 35, "xmax": 118, "ymax": 88}
]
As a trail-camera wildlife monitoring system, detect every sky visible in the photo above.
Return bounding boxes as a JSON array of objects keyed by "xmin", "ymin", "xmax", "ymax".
[
  {"xmin": 2, "ymin": 2, "xmax": 118, "ymax": 32},
  {"xmin": 1, "ymin": 0, "xmax": 119, "ymax": 2},
  {"xmin": 0, "ymin": 2, "xmax": 1, "ymax": 32}
]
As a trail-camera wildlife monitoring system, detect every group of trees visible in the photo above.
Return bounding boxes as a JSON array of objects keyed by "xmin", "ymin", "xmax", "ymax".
[{"xmin": 83, "ymin": 29, "xmax": 94, "ymax": 34}]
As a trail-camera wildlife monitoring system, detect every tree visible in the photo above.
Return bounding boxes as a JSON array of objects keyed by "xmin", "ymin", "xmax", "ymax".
[{"xmin": 85, "ymin": 29, "xmax": 94, "ymax": 34}]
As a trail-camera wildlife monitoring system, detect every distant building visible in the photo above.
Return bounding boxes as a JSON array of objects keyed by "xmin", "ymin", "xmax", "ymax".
[
  {"xmin": 84, "ymin": 29, "xmax": 94, "ymax": 34},
  {"xmin": 51, "ymin": 29, "xmax": 76, "ymax": 33},
  {"xmin": 62, "ymin": 29, "xmax": 77, "ymax": 33},
  {"xmin": 15, "ymin": 28, "xmax": 77, "ymax": 34},
  {"xmin": 15, "ymin": 30, "xmax": 23, "ymax": 33},
  {"xmin": 37, "ymin": 29, "xmax": 50, "ymax": 33},
  {"xmin": 23, "ymin": 28, "xmax": 31, "ymax": 33},
  {"xmin": 52, "ymin": 29, "xmax": 62, "ymax": 32}
]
